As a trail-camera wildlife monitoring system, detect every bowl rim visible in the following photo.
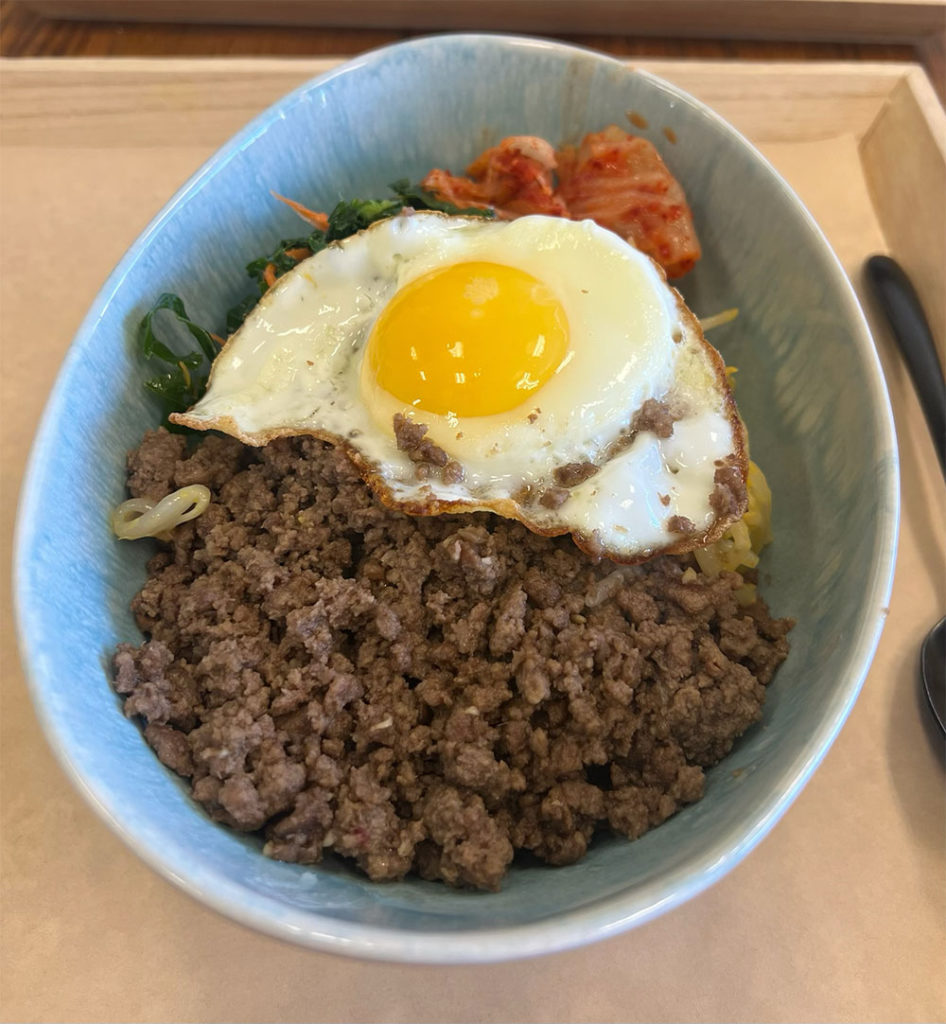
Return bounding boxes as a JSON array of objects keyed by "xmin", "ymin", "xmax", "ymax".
[{"xmin": 13, "ymin": 31, "xmax": 900, "ymax": 964}]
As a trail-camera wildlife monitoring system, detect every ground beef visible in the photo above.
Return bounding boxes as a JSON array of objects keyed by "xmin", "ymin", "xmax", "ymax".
[
  {"xmin": 392, "ymin": 413, "xmax": 463, "ymax": 484},
  {"xmin": 630, "ymin": 398, "xmax": 677, "ymax": 439},
  {"xmin": 604, "ymin": 398, "xmax": 679, "ymax": 463},
  {"xmin": 539, "ymin": 486, "xmax": 570, "ymax": 510},
  {"xmin": 113, "ymin": 429, "xmax": 792, "ymax": 891},
  {"xmin": 667, "ymin": 515, "xmax": 697, "ymax": 535},
  {"xmin": 711, "ymin": 461, "xmax": 748, "ymax": 519},
  {"xmin": 553, "ymin": 462, "xmax": 598, "ymax": 487}
]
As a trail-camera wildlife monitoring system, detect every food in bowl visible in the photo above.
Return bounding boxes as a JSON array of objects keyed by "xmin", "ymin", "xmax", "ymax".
[
  {"xmin": 110, "ymin": 126, "xmax": 792, "ymax": 890},
  {"xmin": 422, "ymin": 128, "xmax": 702, "ymax": 277}
]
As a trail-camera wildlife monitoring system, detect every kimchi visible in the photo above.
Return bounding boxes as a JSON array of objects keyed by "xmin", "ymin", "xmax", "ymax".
[{"xmin": 422, "ymin": 126, "xmax": 701, "ymax": 279}]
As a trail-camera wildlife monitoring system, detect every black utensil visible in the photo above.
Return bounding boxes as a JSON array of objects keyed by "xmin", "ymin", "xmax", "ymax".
[
  {"xmin": 866, "ymin": 254, "xmax": 946, "ymax": 736},
  {"xmin": 866, "ymin": 255, "xmax": 945, "ymax": 479}
]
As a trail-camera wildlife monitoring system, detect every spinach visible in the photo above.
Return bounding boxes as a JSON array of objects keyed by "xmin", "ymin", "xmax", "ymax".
[
  {"xmin": 244, "ymin": 229, "xmax": 327, "ymax": 292},
  {"xmin": 325, "ymin": 197, "xmax": 403, "ymax": 241},
  {"xmin": 224, "ymin": 293, "xmax": 259, "ymax": 336},
  {"xmin": 388, "ymin": 178, "xmax": 490, "ymax": 217},
  {"xmin": 138, "ymin": 293, "xmax": 219, "ymax": 430}
]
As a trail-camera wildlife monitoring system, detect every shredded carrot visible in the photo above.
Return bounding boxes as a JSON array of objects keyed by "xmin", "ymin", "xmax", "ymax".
[
  {"xmin": 263, "ymin": 263, "xmax": 277, "ymax": 289},
  {"xmin": 271, "ymin": 191, "xmax": 329, "ymax": 231},
  {"xmin": 210, "ymin": 332, "xmax": 225, "ymax": 346},
  {"xmin": 284, "ymin": 247, "xmax": 311, "ymax": 261},
  {"xmin": 178, "ymin": 360, "xmax": 191, "ymax": 388}
]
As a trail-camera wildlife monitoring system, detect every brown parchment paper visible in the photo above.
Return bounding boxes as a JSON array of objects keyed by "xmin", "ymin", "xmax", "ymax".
[{"xmin": 1, "ymin": 63, "xmax": 943, "ymax": 1024}]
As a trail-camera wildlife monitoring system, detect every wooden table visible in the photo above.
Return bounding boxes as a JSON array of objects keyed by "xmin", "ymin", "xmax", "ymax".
[
  {"xmin": 2, "ymin": 12, "xmax": 945, "ymax": 1024},
  {"xmin": 0, "ymin": 1, "xmax": 932, "ymax": 63}
]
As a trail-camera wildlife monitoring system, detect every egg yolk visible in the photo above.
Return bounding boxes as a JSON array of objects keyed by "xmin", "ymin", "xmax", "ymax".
[{"xmin": 365, "ymin": 261, "xmax": 569, "ymax": 417}]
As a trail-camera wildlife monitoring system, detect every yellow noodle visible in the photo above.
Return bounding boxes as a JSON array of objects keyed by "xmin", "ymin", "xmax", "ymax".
[
  {"xmin": 694, "ymin": 461, "xmax": 772, "ymax": 579},
  {"xmin": 112, "ymin": 484, "xmax": 211, "ymax": 540}
]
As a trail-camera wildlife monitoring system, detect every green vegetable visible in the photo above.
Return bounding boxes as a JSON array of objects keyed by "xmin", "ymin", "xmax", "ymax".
[
  {"xmin": 244, "ymin": 230, "xmax": 327, "ymax": 293},
  {"xmin": 388, "ymin": 178, "xmax": 490, "ymax": 217},
  {"xmin": 326, "ymin": 197, "xmax": 403, "ymax": 241},
  {"xmin": 324, "ymin": 182, "xmax": 490, "ymax": 240},
  {"xmin": 224, "ymin": 293, "xmax": 259, "ymax": 335},
  {"xmin": 139, "ymin": 292, "xmax": 218, "ymax": 363},
  {"xmin": 138, "ymin": 293, "xmax": 217, "ymax": 431}
]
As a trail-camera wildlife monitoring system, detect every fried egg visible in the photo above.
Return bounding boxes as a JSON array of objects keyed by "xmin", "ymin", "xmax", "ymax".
[{"xmin": 173, "ymin": 212, "xmax": 747, "ymax": 562}]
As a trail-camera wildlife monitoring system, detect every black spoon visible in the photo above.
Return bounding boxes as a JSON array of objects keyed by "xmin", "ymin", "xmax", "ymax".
[{"xmin": 866, "ymin": 254, "xmax": 946, "ymax": 735}]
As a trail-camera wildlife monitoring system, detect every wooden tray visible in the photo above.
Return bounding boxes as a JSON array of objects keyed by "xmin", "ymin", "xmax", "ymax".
[{"xmin": 2, "ymin": 57, "xmax": 944, "ymax": 1023}]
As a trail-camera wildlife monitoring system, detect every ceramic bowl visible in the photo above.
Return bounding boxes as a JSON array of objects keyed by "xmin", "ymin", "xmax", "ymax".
[{"xmin": 14, "ymin": 34, "xmax": 898, "ymax": 963}]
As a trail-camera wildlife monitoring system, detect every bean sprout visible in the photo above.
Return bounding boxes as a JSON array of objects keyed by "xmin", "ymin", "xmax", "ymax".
[{"xmin": 698, "ymin": 307, "xmax": 739, "ymax": 332}]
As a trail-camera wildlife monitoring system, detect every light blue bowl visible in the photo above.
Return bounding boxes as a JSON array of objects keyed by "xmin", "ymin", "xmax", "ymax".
[{"xmin": 14, "ymin": 35, "xmax": 898, "ymax": 963}]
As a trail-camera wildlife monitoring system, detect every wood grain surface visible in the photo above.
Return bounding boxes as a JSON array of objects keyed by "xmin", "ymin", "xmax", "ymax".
[
  {"xmin": 0, "ymin": 0, "xmax": 924, "ymax": 60},
  {"xmin": 3, "ymin": 0, "xmax": 943, "ymax": 101}
]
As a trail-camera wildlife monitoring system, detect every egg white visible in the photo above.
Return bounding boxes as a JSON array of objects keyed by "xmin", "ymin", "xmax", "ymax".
[{"xmin": 174, "ymin": 211, "xmax": 747, "ymax": 562}]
